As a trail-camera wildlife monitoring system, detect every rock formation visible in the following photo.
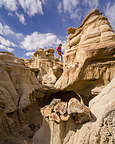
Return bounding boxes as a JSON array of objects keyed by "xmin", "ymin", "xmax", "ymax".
[
  {"xmin": 0, "ymin": 9, "xmax": 115, "ymax": 144},
  {"xmin": 0, "ymin": 51, "xmax": 44, "ymax": 144},
  {"xmin": 55, "ymin": 9, "xmax": 115, "ymax": 102},
  {"xmin": 64, "ymin": 76, "xmax": 115, "ymax": 144},
  {"xmin": 33, "ymin": 9, "xmax": 115, "ymax": 144},
  {"xmin": 23, "ymin": 48, "xmax": 63, "ymax": 87},
  {"xmin": 33, "ymin": 72, "xmax": 115, "ymax": 144},
  {"xmin": 0, "ymin": 49, "xmax": 62, "ymax": 144}
]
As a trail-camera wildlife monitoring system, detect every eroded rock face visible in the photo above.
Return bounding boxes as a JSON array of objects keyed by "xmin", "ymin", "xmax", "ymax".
[
  {"xmin": 0, "ymin": 52, "xmax": 43, "ymax": 144},
  {"xmin": 35, "ymin": 77, "xmax": 115, "ymax": 144},
  {"xmin": 65, "ymin": 76, "xmax": 115, "ymax": 144},
  {"xmin": 1, "ymin": 9, "xmax": 115, "ymax": 144},
  {"xmin": 23, "ymin": 48, "xmax": 63, "ymax": 87},
  {"xmin": 55, "ymin": 9, "xmax": 115, "ymax": 100}
]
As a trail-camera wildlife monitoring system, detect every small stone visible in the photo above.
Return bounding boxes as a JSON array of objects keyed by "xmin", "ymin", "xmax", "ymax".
[
  {"xmin": 54, "ymin": 102, "xmax": 67, "ymax": 115},
  {"xmin": 49, "ymin": 112, "xmax": 60, "ymax": 123}
]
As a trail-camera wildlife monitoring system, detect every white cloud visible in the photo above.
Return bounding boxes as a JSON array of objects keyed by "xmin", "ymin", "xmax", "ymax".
[
  {"xmin": 58, "ymin": 2, "xmax": 63, "ymax": 14},
  {"xmin": 0, "ymin": 24, "xmax": 14, "ymax": 36},
  {"xmin": 8, "ymin": 12, "xmax": 13, "ymax": 16},
  {"xmin": 84, "ymin": 0, "xmax": 98, "ymax": 10},
  {"xmin": 63, "ymin": 0, "xmax": 79, "ymax": 13},
  {"xmin": 0, "ymin": 23, "xmax": 24, "ymax": 41},
  {"xmin": 57, "ymin": 0, "xmax": 82, "ymax": 20},
  {"xmin": 0, "ymin": 36, "xmax": 16, "ymax": 47},
  {"xmin": 0, "ymin": 0, "xmax": 17, "ymax": 11},
  {"xmin": 58, "ymin": 0, "xmax": 99, "ymax": 20},
  {"xmin": 61, "ymin": 41, "xmax": 66, "ymax": 52},
  {"xmin": 0, "ymin": 45, "xmax": 14, "ymax": 52},
  {"xmin": 21, "ymin": 32, "xmax": 62, "ymax": 51},
  {"xmin": 16, "ymin": 13, "xmax": 26, "ymax": 24},
  {"xmin": 25, "ymin": 52, "xmax": 34, "ymax": 57},
  {"xmin": 0, "ymin": 0, "xmax": 46, "ymax": 16},
  {"xmin": 0, "ymin": 23, "xmax": 24, "ymax": 53},
  {"xmin": 104, "ymin": 2, "xmax": 115, "ymax": 30},
  {"xmin": 70, "ymin": 8, "xmax": 81, "ymax": 20},
  {"xmin": 18, "ymin": 0, "xmax": 44, "ymax": 16}
]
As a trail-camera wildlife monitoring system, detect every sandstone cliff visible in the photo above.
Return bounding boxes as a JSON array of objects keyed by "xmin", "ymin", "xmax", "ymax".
[
  {"xmin": 55, "ymin": 9, "xmax": 115, "ymax": 103},
  {"xmin": 0, "ymin": 51, "xmax": 44, "ymax": 144},
  {"xmin": 0, "ymin": 50, "xmax": 62, "ymax": 144}
]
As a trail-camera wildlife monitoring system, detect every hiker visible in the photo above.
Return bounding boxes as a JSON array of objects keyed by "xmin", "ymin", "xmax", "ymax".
[{"xmin": 56, "ymin": 43, "xmax": 63, "ymax": 62}]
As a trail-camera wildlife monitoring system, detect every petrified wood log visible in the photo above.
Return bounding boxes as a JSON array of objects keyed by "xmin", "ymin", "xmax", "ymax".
[
  {"xmin": 49, "ymin": 112, "xmax": 60, "ymax": 123},
  {"xmin": 54, "ymin": 102, "xmax": 67, "ymax": 115},
  {"xmin": 41, "ymin": 105, "xmax": 52, "ymax": 117},
  {"xmin": 60, "ymin": 114, "xmax": 70, "ymax": 121}
]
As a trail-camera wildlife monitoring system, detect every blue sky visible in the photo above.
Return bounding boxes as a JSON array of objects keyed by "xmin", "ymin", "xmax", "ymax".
[{"xmin": 0, "ymin": 0, "xmax": 115, "ymax": 58}]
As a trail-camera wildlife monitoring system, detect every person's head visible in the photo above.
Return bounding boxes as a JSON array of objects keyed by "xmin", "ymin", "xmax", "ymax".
[{"xmin": 59, "ymin": 43, "xmax": 62, "ymax": 46}]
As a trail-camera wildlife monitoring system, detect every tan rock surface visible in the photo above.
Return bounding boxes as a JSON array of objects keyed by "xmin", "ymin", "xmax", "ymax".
[
  {"xmin": 64, "ymin": 77, "xmax": 115, "ymax": 144},
  {"xmin": 33, "ymin": 118, "xmax": 76, "ymax": 144},
  {"xmin": 24, "ymin": 48, "xmax": 63, "ymax": 87},
  {"xmin": 1, "ymin": 9, "xmax": 115, "ymax": 144},
  {"xmin": 55, "ymin": 9, "xmax": 115, "ymax": 101},
  {"xmin": 0, "ymin": 52, "xmax": 43, "ymax": 143},
  {"xmin": 49, "ymin": 98, "xmax": 61, "ymax": 108}
]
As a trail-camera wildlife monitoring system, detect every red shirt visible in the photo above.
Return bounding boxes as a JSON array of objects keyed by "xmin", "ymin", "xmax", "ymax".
[{"xmin": 57, "ymin": 46, "xmax": 61, "ymax": 52}]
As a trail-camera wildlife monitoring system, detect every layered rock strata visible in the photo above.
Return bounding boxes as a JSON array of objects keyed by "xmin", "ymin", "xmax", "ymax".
[
  {"xmin": 0, "ymin": 52, "xmax": 44, "ymax": 144},
  {"xmin": 0, "ymin": 9, "xmax": 115, "ymax": 144},
  {"xmin": 55, "ymin": 9, "xmax": 115, "ymax": 100},
  {"xmin": 23, "ymin": 48, "xmax": 63, "ymax": 87}
]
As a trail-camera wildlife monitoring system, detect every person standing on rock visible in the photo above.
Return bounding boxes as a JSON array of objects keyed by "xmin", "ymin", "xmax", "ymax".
[{"xmin": 56, "ymin": 43, "xmax": 63, "ymax": 62}]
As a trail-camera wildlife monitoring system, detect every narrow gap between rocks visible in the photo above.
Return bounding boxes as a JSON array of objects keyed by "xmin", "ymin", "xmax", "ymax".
[{"xmin": 37, "ymin": 90, "xmax": 81, "ymax": 107}]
